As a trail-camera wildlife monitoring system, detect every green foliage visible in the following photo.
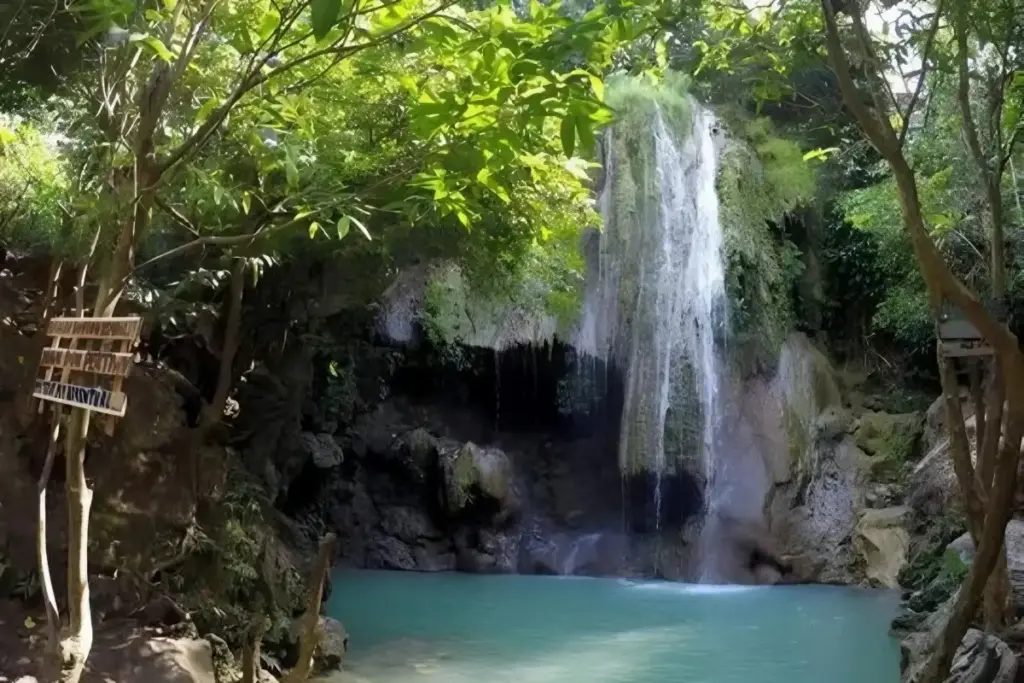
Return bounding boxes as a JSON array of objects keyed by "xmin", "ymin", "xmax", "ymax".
[
  {"xmin": 183, "ymin": 467, "xmax": 305, "ymax": 646},
  {"xmin": 900, "ymin": 512, "xmax": 969, "ymax": 613},
  {"xmin": 717, "ymin": 113, "xmax": 815, "ymax": 373},
  {"xmin": 0, "ymin": 117, "xmax": 76, "ymax": 255}
]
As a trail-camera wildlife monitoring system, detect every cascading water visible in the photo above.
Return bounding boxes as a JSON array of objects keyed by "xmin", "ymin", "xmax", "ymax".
[{"xmin": 574, "ymin": 85, "xmax": 729, "ymax": 578}]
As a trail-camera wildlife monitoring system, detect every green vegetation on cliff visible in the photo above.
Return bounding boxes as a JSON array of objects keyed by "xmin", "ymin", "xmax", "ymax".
[{"xmin": 718, "ymin": 115, "xmax": 816, "ymax": 374}]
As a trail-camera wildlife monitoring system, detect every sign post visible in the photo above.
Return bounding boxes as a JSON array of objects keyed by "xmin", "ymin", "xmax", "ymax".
[{"xmin": 34, "ymin": 316, "xmax": 142, "ymax": 427}]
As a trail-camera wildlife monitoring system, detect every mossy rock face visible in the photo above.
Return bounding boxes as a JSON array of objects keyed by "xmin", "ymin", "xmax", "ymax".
[
  {"xmin": 853, "ymin": 411, "xmax": 925, "ymax": 481},
  {"xmin": 441, "ymin": 442, "xmax": 519, "ymax": 523}
]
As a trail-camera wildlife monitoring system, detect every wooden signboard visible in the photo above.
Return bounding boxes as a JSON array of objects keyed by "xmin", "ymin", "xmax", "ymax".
[
  {"xmin": 938, "ymin": 303, "xmax": 993, "ymax": 359},
  {"xmin": 33, "ymin": 316, "xmax": 142, "ymax": 420}
]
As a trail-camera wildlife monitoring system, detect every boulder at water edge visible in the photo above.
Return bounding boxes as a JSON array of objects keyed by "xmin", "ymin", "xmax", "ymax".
[{"xmin": 853, "ymin": 506, "xmax": 910, "ymax": 589}]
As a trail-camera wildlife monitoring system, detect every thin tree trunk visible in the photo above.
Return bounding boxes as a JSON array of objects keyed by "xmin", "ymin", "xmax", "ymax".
[
  {"xmin": 283, "ymin": 533, "xmax": 337, "ymax": 683},
  {"xmin": 242, "ymin": 617, "xmax": 267, "ymax": 683},
  {"xmin": 918, "ymin": 390, "xmax": 1024, "ymax": 683},
  {"xmin": 38, "ymin": 406, "xmax": 62, "ymax": 673},
  {"xmin": 200, "ymin": 258, "xmax": 245, "ymax": 432},
  {"xmin": 60, "ymin": 406, "xmax": 94, "ymax": 683},
  {"xmin": 939, "ymin": 358, "xmax": 985, "ymax": 537}
]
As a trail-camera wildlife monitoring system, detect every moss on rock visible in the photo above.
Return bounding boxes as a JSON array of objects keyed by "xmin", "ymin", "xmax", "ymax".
[
  {"xmin": 716, "ymin": 116, "xmax": 816, "ymax": 375},
  {"xmin": 854, "ymin": 411, "xmax": 925, "ymax": 481},
  {"xmin": 442, "ymin": 442, "xmax": 518, "ymax": 521}
]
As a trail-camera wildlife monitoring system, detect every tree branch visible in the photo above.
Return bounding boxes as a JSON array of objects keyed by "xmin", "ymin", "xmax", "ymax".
[
  {"xmin": 898, "ymin": 0, "xmax": 944, "ymax": 147},
  {"xmin": 954, "ymin": 3, "xmax": 994, "ymax": 185},
  {"xmin": 154, "ymin": 196, "xmax": 200, "ymax": 237},
  {"xmin": 157, "ymin": 0, "xmax": 461, "ymax": 179}
]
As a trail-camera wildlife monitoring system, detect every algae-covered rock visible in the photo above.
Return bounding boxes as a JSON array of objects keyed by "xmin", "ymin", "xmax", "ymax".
[
  {"xmin": 853, "ymin": 411, "xmax": 924, "ymax": 480},
  {"xmin": 441, "ymin": 442, "xmax": 519, "ymax": 523},
  {"xmin": 853, "ymin": 506, "xmax": 910, "ymax": 589}
]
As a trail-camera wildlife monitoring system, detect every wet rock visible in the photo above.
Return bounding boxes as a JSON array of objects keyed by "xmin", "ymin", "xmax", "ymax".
[
  {"xmin": 301, "ymin": 433, "xmax": 344, "ymax": 469},
  {"xmin": 379, "ymin": 505, "xmax": 442, "ymax": 544},
  {"xmin": 441, "ymin": 442, "xmax": 519, "ymax": 523},
  {"xmin": 853, "ymin": 411, "xmax": 924, "ymax": 480},
  {"xmin": 412, "ymin": 544, "xmax": 457, "ymax": 571},
  {"xmin": 391, "ymin": 428, "xmax": 440, "ymax": 484},
  {"xmin": 946, "ymin": 629, "xmax": 1017, "ymax": 683},
  {"xmin": 453, "ymin": 528, "xmax": 519, "ymax": 573},
  {"xmin": 853, "ymin": 506, "xmax": 910, "ymax": 588},
  {"xmin": 367, "ymin": 536, "xmax": 417, "ymax": 570},
  {"xmin": 314, "ymin": 616, "xmax": 348, "ymax": 673},
  {"xmin": 771, "ymin": 436, "xmax": 872, "ymax": 584}
]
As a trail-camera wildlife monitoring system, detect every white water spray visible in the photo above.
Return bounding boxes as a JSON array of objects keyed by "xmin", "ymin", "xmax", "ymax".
[{"xmin": 575, "ymin": 98, "xmax": 728, "ymax": 576}]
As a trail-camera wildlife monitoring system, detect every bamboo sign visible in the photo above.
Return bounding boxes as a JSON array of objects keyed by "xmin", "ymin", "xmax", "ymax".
[
  {"xmin": 33, "ymin": 315, "xmax": 142, "ymax": 419},
  {"xmin": 33, "ymin": 379, "xmax": 128, "ymax": 416},
  {"xmin": 40, "ymin": 348, "xmax": 134, "ymax": 376},
  {"xmin": 46, "ymin": 316, "xmax": 143, "ymax": 340}
]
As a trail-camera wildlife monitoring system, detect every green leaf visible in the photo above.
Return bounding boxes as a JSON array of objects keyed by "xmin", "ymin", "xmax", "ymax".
[
  {"xmin": 576, "ymin": 117, "xmax": 595, "ymax": 155},
  {"xmin": 337, "ymin": 215, "xmax": 350, "ymax": 239},
  {"xmin": 308, "ymin": 220, "xmax": 321, "ymax": 239},
  {"xmin": 257, "ymin": 10, "xmax": 281, "ymax": 42},
  {"xmin": 802, "ymin": 146, "xmax": 839, "ymax": 162},
  {"xmin": 560, "ymin": 115, "xmax": 576, "ymax": 157},
  {"xmin": 161, "ymin": 0, "xmax": 176, "ymax": 10},
  {"xmin": 588, "ymin": 74, "xmax": 604, "ymax": 102},
  {"xmin": 241, "ymin": 192, "xmax": 251, "ymax": 215},
  {"xmin": 129, "ymin": 33, "xmax": 176, "ymax": 62},
  {"xmin": 349, "ymin": 215, "xmax": 371, "ymax": 240},
  {"xmin": 311, "ymin": 0, "xmax": 342, "ymax": 40}
]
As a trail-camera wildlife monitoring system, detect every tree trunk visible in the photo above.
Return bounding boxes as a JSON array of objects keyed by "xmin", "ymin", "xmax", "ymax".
[
  {"xmin": 917, "ymin": 387, "xmax": 1024, "ymax": 683},
  {"xmin": 242, "ymin": 617, "xmax": 267, "ymax": 683},
  {"xmin": 939, "ymin": 358, "xmax": 1012, "ymax": 628},
  {"xmin": 283, "ymin": 533, "xmax": 337, "ymax": 683},
  {"xmin": 59, "ymin": 406, "xmax": 94, "ymax": 683},
  {"xmin": 200, "ymin": 258, "xmax": 245, "ymax": 432},
  {"xmin": 38, "ymin": 407, "xmax": 62, "ymax": 675}
]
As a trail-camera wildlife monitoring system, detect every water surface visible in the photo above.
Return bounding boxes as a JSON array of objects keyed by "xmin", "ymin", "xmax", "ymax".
[{"xmin": 325, "ymin": 571, "xmax": 900, "ymax": 683}]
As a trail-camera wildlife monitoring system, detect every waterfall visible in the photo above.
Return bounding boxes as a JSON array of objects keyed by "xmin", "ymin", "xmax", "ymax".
[{"xmin": 574, "ymin": 89, "xmax": 728, "ymax": 575}]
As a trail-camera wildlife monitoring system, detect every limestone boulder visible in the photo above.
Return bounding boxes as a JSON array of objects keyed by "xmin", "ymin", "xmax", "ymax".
[
  {"xmin": 366, "ymin": 536, "xmax": 417, "ymax": 570},
  {"xmin": 314, "ymin": 617, "xmax": 348, "ymax": 673},
  {"xmin": 83, "ymin": 632, "xmax": 217, "ymax": 683},
  {"xmin": 906, "ymin": 434, "xmax": 962, "ymax": 517},
  {"xmin": 853, "ymin": 506, "xmax": 910, "ymax": 588},
  {"xmin": 441, "ymin": 442, "xmax": 519, "ymax": 523},
  {"xmin": 379, "ymin": 505, "xmax": 443, "ymax": 545},
  {"xmin": 946, "ymin": 629, "xmax": 1017, "ymax": 683},
  {"xmin": 770, "ymin": 436, "xmax": 872, "ymax": 584}
]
